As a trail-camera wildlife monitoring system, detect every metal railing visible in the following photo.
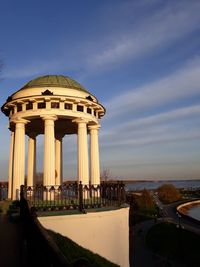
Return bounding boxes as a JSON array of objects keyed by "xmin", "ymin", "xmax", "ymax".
[
  {"xmin": 0, "ymin": 182, "xmax": 8, "ymax": 200},
  {"xmin": 20, "ymin": 193, "xmax": 69, "ymax": 267},
  {"xmin": 21, "ymin": 181, "xmax": 126, "ymax": 212}
]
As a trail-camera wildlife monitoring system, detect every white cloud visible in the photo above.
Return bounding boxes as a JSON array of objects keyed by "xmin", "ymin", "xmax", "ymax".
[
  {"xmin": 86, "ymin": 1, "xmax": 200, "ymax": 71},
  {"xmin": 100, "ymin": 102, "xmax": 200, "ymax": 148},
  {"xmin": 4, "ymin": 1, "xmax": 200, "ymax": 80},
  {"xmin": 103, "ymin": 104, "xmax": 200, "ymax": 134},
  {"xmin": 101, "ymin": 129, "xmax": 200, "ymax": 148},
  {"xmin": 101, "ymin": 112, "xmax": 200, "ymax": 146},
  {"xmin": 3, "ymin": 60, "xmax": 62, "ymax": 79},
  {"xmin": 103, "ymin": 57, "xmax": 200, "ymax": 120}
]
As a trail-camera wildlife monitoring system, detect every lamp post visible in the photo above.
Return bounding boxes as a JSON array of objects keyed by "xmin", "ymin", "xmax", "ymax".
[
  {"xmin": 176, "ymin": 211, "xmax": 182, "ymax": 228},
  {"xmin": 154, "ymin": 213, "xmax": 158, "ymax": 224}
]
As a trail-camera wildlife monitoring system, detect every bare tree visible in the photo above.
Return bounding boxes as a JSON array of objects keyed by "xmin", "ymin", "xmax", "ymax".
[{"xmin": 100, "ymin": 168, "xmax": 111, "ymax": 181}]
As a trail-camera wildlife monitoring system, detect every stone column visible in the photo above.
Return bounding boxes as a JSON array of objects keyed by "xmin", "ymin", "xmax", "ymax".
[
  {"xmin": 41, "ymin": 115, "xmax": 57, "ymax": 187},
  {"xmin": 12, "ymin": 118, "xmax": 29, "ymax": 200},
  {"xmin": 27, "ymin": 134, "xmax": 37, "ymax": 187},
  {"xmin": 89, "ymin": 124, "xmax": 101, "ymax": 185},
  {"xmin": 8, "ymin": 130, "xmax": 15, "ymax": 199},
  {"xmin": 73, "ymin": 118, "xmax": 89, "ymax": 185},
  {"xmin": 55, "ymin": 134, "xmax": 64, "ymax": 186}
]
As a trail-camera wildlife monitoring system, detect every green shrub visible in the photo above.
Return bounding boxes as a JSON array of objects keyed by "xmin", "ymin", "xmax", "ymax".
[
  {"xmin": 129, "ymin": 189, "xmax": 157, "ymax": 225},
  {"xmin": 158, "ymin": 184, "xmax": 181, "ymax": 204},
  {"xmin": 146, "ymin": 222, "xmax": 200, "ymax": 266}
]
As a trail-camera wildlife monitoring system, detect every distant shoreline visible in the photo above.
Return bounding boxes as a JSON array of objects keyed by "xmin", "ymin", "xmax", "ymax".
[
  {"xmin": 122, "ymin": 179, "xmax": 200, "ymax": 184},
  {"xmin": 0, "ymin": 178, "xmax": 200, "ymax": 184}
]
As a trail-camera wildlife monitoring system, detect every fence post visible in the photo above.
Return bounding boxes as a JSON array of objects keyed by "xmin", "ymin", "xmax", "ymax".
[
  {"xmin": 0, "ymin": 184, "xmax": 2, "ymax": 201},
  {"xmin": 20, "ymin": 184, "xmax": 25, "ymax": 200},
  {"xmin": 117, "ymin": 181, "xmax": 121, "ymax": 206},
  {"xmin": 79, "ymin": 181, "xmax": 83, "ymax": 212},
  {"xmin": 121, "ymin": 182, "xmax": 125, "ymax": 204}
]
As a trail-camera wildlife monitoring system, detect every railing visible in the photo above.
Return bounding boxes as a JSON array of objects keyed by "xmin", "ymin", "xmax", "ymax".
[
  {"xmin": 20, "ymin": 189, "xmax": 93, "ymax": 267},
  {"xmin": 20, "ymin": 194, "xmax": 68, "ymax": 266},
  {"xmin": 0, "ymin": 182, "xmax": 8, "ymax": 200},
  {"xmin": 21, "ymin": 181, "xmax": 126, "ymax": 212}
]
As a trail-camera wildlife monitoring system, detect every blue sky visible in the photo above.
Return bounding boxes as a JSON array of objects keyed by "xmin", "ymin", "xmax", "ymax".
[{"xmin": 0, "ymin": 0, "xmax": 200, "ymax": 180}]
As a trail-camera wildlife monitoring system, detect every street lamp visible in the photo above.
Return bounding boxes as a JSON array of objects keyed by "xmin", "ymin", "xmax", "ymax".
[
  {"xmin": 154, "ymin": 213, "xmax": 158, "ymax": 224},
  {"xmin": 176, "ymin": 212, "xmax": 182, "ymax": 228}
]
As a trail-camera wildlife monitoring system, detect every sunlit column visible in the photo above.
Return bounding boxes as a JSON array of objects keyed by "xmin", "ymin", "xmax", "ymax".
[
  {"xmin": 55, "ymin": 134, "xmax": 64, "ymax": 186},
  {"xmin": 8, "ymin": 130, "xmax": 15, "ymax": 199},
  {"xmin": 73, "ymin": 118, "xmax": 89, "ymax": 185},
  {"xmin": 89, "ymin": 124, "xmax": 101, "ymax": 185},
  {"xmin": 27, "ymin": 133, "xmax": 37, "ymax": 187},
  {"xmin": 41, "ymin": 115, "xmax": 57, "ymax": 187},
  {"xmin": 12, "ymin": 118, "xmax": 29, "ymax": 200}
]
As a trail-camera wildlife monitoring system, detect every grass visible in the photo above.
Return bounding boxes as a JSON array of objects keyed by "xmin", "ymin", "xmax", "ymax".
[
  {"xmin": 130, "ymin": 213, "xmax": 155, "ymax": 225},
  {"xmin": 37, "ymin": 206, "xmax": 121, "ymax": 217},
  {"xmin": 0, "ymin": 200, "xmax": 20, "ymax": 223},
  {"xmin": 29, "ymin": 197, "xmax": 104, "ymax": 205},
  {"xmin": 47, "ymin": 230, "xmax": 119, "ymax": 267},
  {"xmin": 0, "ymin": 200, "xmax": 12, "ymax": 214},
  {"xmin": 129, "ymin": 206, "xmax": 159, "ymax": 225},
  {"xmin": 146, "ymin": 222, "xmax": 200, "ymax": 266},
  {"xmin": 28, "ymin": 197, "xmax": 117, "ymax": 211}
]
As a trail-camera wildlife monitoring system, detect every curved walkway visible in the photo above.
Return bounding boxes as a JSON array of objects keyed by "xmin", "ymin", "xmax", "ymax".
[
  {"xmin": 131, "ymin": 220, "xmax": 185, "ymax": 267},
  {"xmin": 130, "ymin": 199, "xmax": 200, "ymax": 267},
  {"xmin": 159, "ymin": 200, "xmax": 200, "ymax": 235}
]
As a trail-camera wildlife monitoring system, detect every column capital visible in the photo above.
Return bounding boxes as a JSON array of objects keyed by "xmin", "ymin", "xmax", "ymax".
[
  {"xmin": 27, "ymin": 132, "xmax": 38, "ymax": 139},
  {"xmin": 55, "ymin": 133, "xmax": 65, "ymax": 140},
  {"xmin": 10, "ymin": 117, "xmax": 30, "ymax": 125},
  {"xmin": 88, "ymin": 124, "xmax": 101, "ymax": 131},
  {"xmin": 40, "ymin": 115, "xmax": 57, "ymax": 121},
  {"xmin": 72, "ymin": 117, "xmax": 90, "ymax": 124},
  {"xmin": 8, "ymin": 125, "xmax": 14, "ymax": 132}
]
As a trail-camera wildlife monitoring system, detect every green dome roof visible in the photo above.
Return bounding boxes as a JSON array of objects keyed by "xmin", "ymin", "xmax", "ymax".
[{"xmin": 21, "ymin": 75, "xmax": 89, "ymax": 93}]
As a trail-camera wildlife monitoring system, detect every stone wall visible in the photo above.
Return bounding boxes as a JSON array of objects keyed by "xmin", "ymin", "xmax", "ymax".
[{"xmin": 39, "ymin": 207, "xmax": 130, "ymax": 267}]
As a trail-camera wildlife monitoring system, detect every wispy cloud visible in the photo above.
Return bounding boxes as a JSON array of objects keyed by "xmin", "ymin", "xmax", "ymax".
[
  {"xmin": 2, "ymin": 60, "xmax": 62, "ymax": 79},
  {"xmin": 3, "ymin": 1, "xmax": 200, "ymax": 80},
  {"xmin": 102, "ymin": 104, "xmax": 200, "ymax": 135},
  {"xmin": 100, "ymin": 118, "xmax": 200, "ymax": 149},
  {"xmin": 101, "ymin": 127, "xmax": 200, "ymax": 148},
  {"xmin": 103, "ymin": 56, "xmax": 200, "ymax": 120},
  {"xmin": 86, "ymin": 1, "xmax": 200, "ymax": 72}
]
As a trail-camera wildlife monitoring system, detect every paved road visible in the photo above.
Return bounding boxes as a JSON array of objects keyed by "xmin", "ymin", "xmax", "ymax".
[
  {"xmin": 130, "ymin": 198, "xmax": 200, "ymax": 267},
  {"xmin": 131, "ymin": 220, "xmax": 185, "ymax": 267},
  {"xmin": 0, "ymin": 214, "xmax": 24, "ymax": 267},
  {"xmin": 155, "ymin": 197, "xmax": 200, "ymax": 235},
  {"xmin": 131, "ymin": 220, "xmax": 155, "ymax": 267}
]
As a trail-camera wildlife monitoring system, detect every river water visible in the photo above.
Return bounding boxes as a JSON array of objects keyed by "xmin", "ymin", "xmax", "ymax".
[
  {"xmin": 188, "ymin": 205, "xmax": 200, "ymax": 221},
  {"xmin": 126, "ymin": 179, "xmax": 200, "ymax": 191}
]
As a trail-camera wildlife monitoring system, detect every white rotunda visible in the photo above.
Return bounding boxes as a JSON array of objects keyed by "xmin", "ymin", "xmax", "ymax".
[{"xmin": 1, "ymin": 75, "xmax": 106, "ymax": 200}]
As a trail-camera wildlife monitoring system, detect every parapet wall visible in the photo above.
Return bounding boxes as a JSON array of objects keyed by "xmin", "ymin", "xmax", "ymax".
[
  {"xmin": 177, "ymin": 199, "xmax": 200, "ymax": 213},
  {"xmin": 177, "ymin": 199, "xmax": 200, "ymax": 224},
  {"xmin": 39, "ymin": 207, "xmax": 130, "ymax": 267}
]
